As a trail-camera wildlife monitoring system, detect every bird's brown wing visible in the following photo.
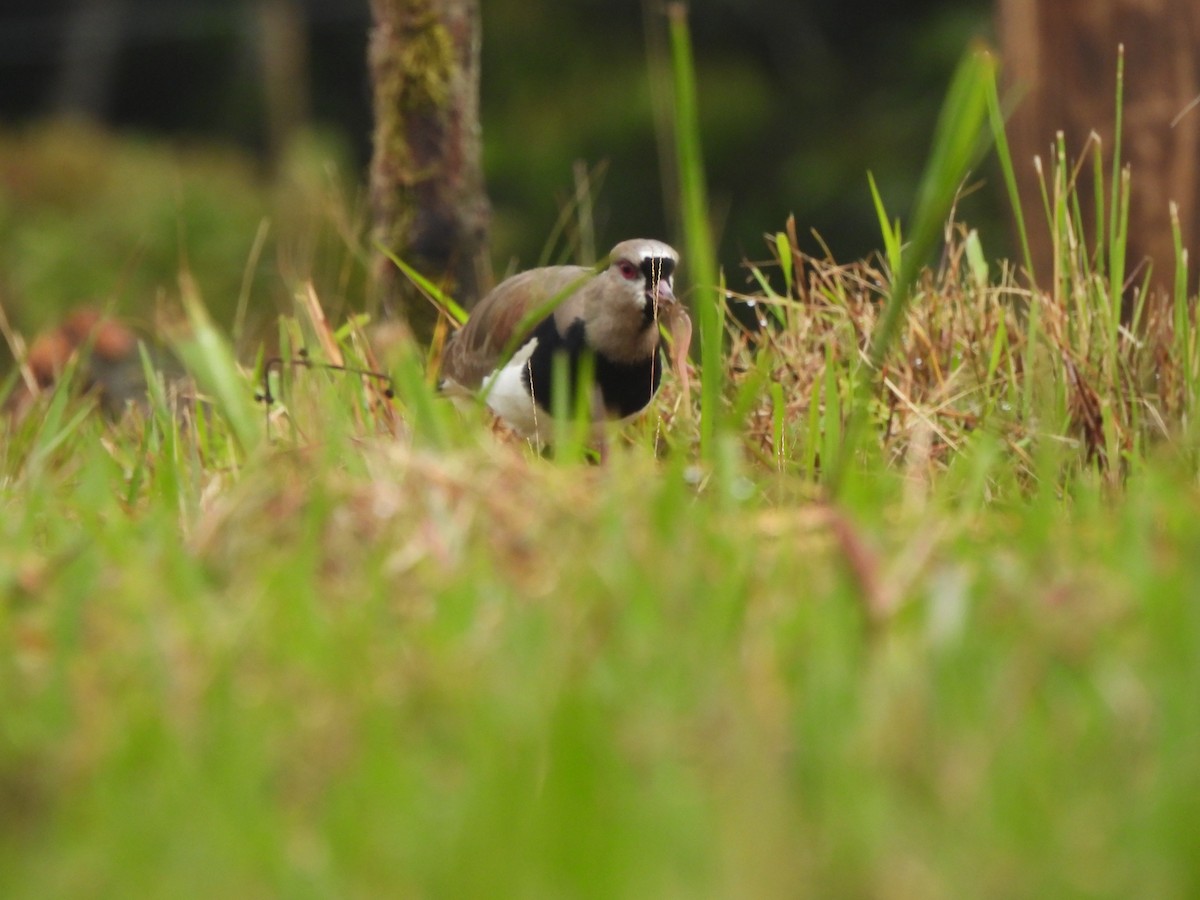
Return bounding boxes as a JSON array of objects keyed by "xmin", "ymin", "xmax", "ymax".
[{"xmin": 442, "ymin": 265, "xmax": 592, "ymax": 389}]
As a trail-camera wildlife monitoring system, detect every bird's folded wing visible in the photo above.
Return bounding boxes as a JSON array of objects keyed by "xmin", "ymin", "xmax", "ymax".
[{"xmin": 442, "ymin": 266, "xmax": 591, "ymax": 388}]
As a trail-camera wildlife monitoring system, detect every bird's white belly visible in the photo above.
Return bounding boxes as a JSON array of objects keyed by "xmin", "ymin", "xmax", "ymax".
[{"xmin": 481, "ymin": 338, "xmax": 543, "ymax": 437}]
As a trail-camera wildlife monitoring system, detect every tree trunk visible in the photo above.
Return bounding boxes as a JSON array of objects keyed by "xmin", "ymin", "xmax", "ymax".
[
  {"xmin": 257, "ymin": 0, "xmax": 310, "ymax": 167},
  {"xmin": 997, "ymin": 0, "xmax": 1200, "ymax": 299},
  {"xmin": 54, "ymin": 0, "xmax": 128, "ymax": 120},
  {"xmin": 367, "ymin": 0, "xmax": 490, "ymax": 337}
]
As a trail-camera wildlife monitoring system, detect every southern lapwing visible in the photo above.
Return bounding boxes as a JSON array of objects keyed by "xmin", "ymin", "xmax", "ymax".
[{"xmin": 441, "ymin": 239, "xmax": 691, "ymax": 441}]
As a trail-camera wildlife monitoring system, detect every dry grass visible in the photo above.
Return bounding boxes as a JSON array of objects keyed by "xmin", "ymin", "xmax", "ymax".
[{"xmin": 706, "ymin": 219, "xmax": 1194, "ymax": 488}]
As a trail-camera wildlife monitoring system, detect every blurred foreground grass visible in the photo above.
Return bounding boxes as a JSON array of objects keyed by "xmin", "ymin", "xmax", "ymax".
[
  {"xmin": 2, "ymin": 344, "xmax": 1199, "ymax": 897},
  {"xmin": 3, "ymin": 236, "xmax": 1200, "ymax": 898}
]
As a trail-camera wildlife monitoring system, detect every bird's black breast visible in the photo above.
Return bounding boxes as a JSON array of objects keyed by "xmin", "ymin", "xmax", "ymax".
[{"xmin": 524, "ymin": 316, "xmax": 662, "ymax": 420}]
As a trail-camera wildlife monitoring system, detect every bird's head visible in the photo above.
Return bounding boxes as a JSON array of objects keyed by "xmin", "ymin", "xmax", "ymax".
[{"xmin": 582, "ymin": 239, "xmax": 681, "ymax": 361}]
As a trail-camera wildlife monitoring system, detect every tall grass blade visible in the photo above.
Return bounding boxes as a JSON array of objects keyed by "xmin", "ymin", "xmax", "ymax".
[
  {"xmin": 1170, "ymin": 202, "xmax": 1194, "ymax": 417},
  {"xmin": 867, "ymin": 48, "xmax": 995, "ymax": 371},
  {"xmin": 775, "ymin": 231, "xmax": 794, "ymax": 298},
  {"xmin": 666, "ymin": 2, "xmax": 722, "ymax": 463},
  {"xmin": 391, "ymin": 342, "xmax": 450, "ymax": 449},
  {"xmin": 986, "ymin": 73, "xmax": 1035, "ymax": 283},
  {"xmin": 377, "ymin": 242, "xmax": 469, "ymax": 326},
  {"xmin": 867, "ymin": 171, "xmax": 903, "ymax": 277},
  {"xmin": 171, "ymin": 279, "xmax": 261, "ymax": 456},
  {"xmin": 550, "ymin": 349, "xmax": 594, "ymax": 461},
  {"xmin": 1108, "ymin": 46, "xmax": 1126, "ymax": 272},
  {"xmin": 1091, "ymin": 132, "xmax": 1107, "ymax": 277},
  {"xmin": 831, "ymin": 47, "xmax": 995, "ymax": 493}
]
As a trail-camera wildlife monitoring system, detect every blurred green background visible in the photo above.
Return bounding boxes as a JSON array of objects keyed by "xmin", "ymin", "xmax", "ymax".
[{"xmin": 0, "ymin": 0, "xmax": 998, "ymax": 342}]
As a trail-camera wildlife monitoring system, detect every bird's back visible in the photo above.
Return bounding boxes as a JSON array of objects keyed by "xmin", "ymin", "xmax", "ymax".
[{"xmin": 442, "ymin": 264, "xmax": 592, "ymax": 389}]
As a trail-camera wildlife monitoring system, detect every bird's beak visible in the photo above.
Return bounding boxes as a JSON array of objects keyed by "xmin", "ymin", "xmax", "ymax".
[{"xmin": 650, "ymin": 278, "xmax": 678, "ymax": 311}]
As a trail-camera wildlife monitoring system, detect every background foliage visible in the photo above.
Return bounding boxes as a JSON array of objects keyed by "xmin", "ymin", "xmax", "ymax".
[{"xmin": 0, "ymin": 0, "xmax": 996, "ymax": 336}]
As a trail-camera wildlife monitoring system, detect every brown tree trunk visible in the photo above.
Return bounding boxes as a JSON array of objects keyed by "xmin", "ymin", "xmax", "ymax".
[
  {"xmin": 997, "ymin": 0, "xmax": 1200, "ymax": 299},
  {"xmin": 257, "ymin": 0, "xmax": 310, "ymax": 167},
  {"xmin": 54, "ymin": 0, "xmax": 128, "ymax": 120},
  {"xmin": 368, "ymin": 0, "xmax": 490, "ymax": 337}
]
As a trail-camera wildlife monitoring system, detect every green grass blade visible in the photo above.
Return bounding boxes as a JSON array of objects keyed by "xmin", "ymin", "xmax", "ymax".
[
  {"xmin": 987, "ymin": 71, "xmax": 1036, "ymax": 283},
  {"xmin": 1108, "ymin": 46, "xmax": 1126, "ymax": 269},
  {"xmin": 867, "ymin": 47, "xmax": 995, "ymax": 372},
  {"xmin": 831, "ymin": 47, "xmax": 996, "ymax": 493},
  {"xmin": 867, "ymin": 171, "xmax": 903, "ymax": 276},
  {"xmin": 377, "ymin": 242, "xmax": 469, "ymax": 326},
  {"xmin": 171, "ymin": 282, "xmax": 261, "ymax": 456},
  {"xmin": 667, "ymin": 2, "xmax": 722, "ymax": 463},
  {"xmin": 775, "ymin": 231, "xmax": 794, "ymax": 298}
]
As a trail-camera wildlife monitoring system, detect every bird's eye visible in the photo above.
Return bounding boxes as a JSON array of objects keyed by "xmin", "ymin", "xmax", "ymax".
[{"xmin": 617, "ymin": 260, "xmax": 639, "ymax": 280}]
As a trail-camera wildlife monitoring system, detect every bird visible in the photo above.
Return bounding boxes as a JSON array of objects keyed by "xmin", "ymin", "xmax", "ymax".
[
  {"xmin": 6, "ymin": 308, "xmax": 145, "ymax": 419},
  {"xmin": 440, "ymin": 238, "xmax": 692, "ymax": 441}
]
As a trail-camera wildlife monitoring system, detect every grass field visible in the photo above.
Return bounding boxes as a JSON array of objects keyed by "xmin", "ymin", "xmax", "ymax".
[{"xmin": 4, "ymin": 39, "xmax": 1200, "ymax": 900}]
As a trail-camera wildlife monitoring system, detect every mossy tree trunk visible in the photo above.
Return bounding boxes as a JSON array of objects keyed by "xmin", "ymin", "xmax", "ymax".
[
  {"xmin": 54, "ymin": 0, "xmax": 128, "ymax": 119},
  {"xmin": 368, "ymin": 0, "xmax": 489, "ymax": 336},
  {"xmin": 257, "ymin": 0, "xmax": 310, "ymax": 167},
  {"xmin": 997, "ymin": 0, "xmax": 1200, "ymax": 301}
]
